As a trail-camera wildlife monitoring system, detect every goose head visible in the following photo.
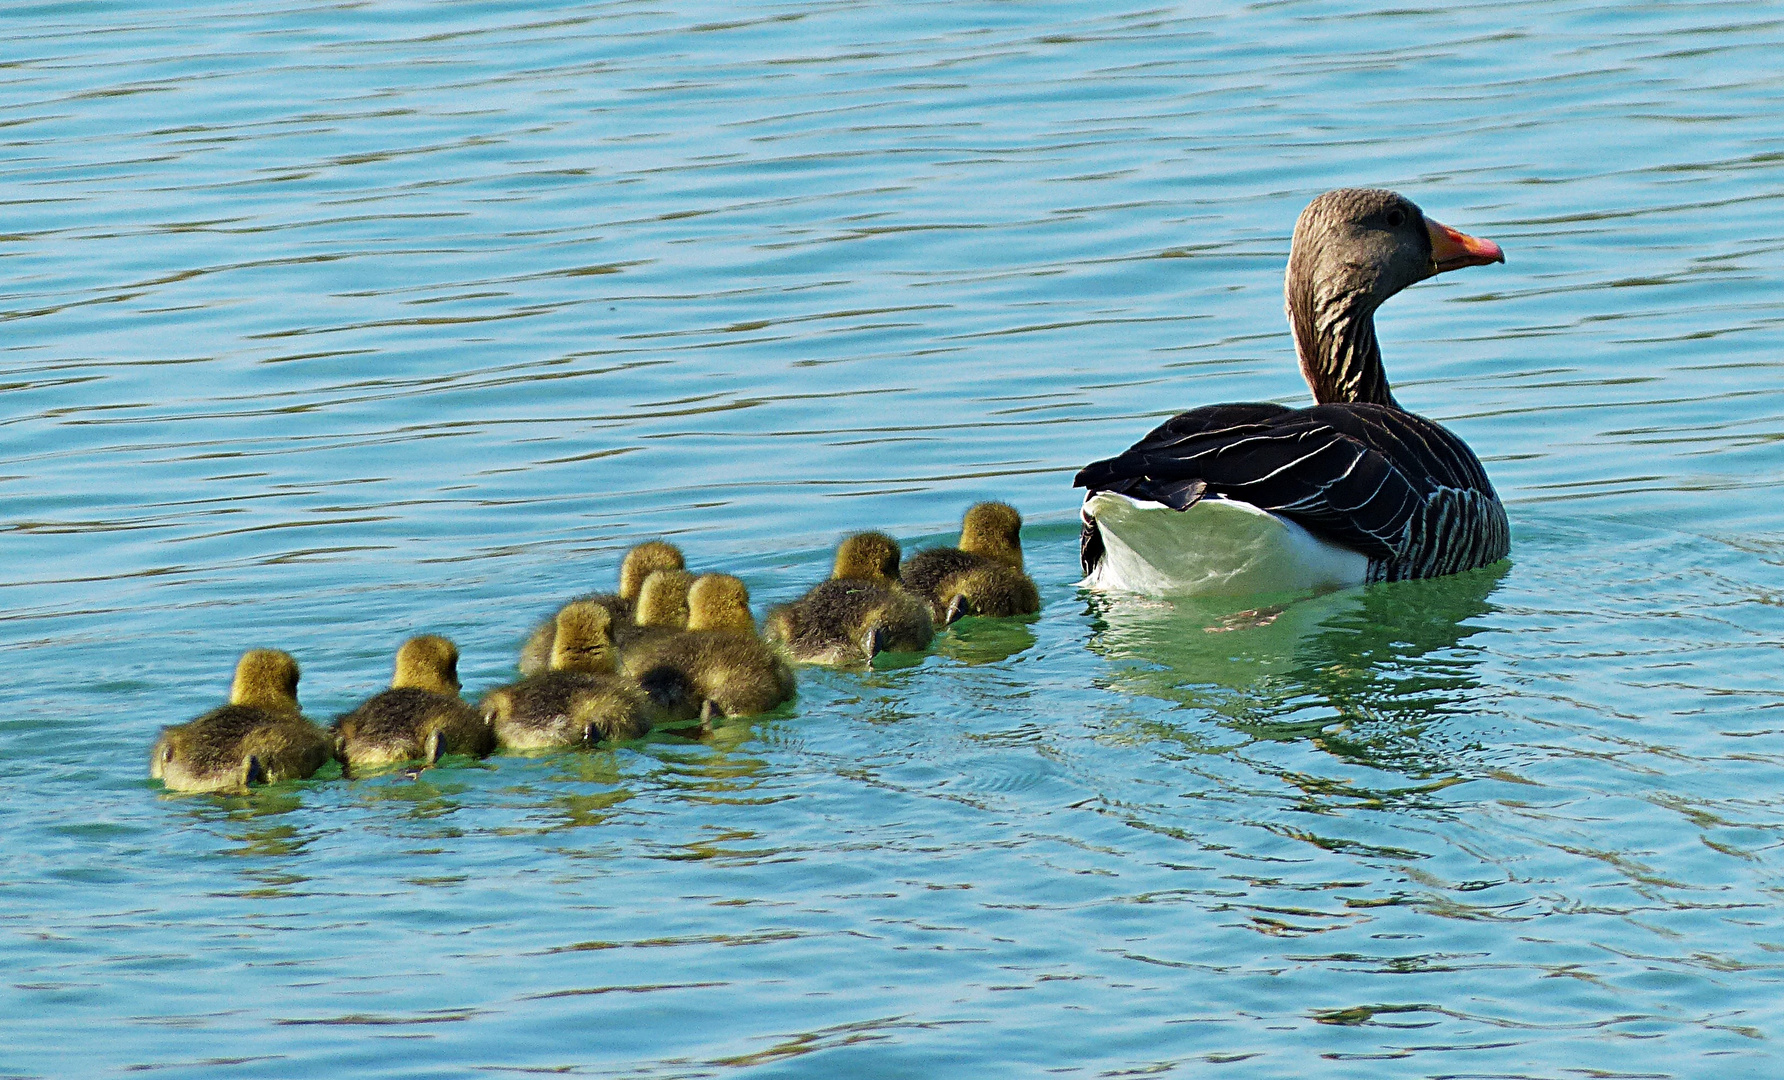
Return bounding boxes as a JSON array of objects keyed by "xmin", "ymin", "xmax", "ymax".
[
  {"xmin": 1286, "ymin": 188, "xmax": 1502, "ymax": 408},
  {"xmin": 549, "ymin": 601, "xmax": 618, "ymax": 673},
  {"xmin": 618, "ymin": 541, "xmax": 686, "ymax": 602},
  {"xmin": 687, "ymin": 574, "xmax": 757, "ymax": 635},
  {"xmin": 635, "ymin": 569, "xmax": 695, "ymax": 628}
]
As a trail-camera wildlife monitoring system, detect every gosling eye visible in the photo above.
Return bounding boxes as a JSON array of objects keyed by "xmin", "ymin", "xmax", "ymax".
[
  {"xmin": 162, "ymin": 745, "xmax": 175, "ymax": 763},
  {"xmin": 1385, "ymin": 207, "xmax": 1407, "ymax": 229}
]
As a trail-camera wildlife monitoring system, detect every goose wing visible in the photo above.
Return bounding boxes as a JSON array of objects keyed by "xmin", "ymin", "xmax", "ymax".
[{"xmin": 1074, "ymin": 402, "xmax": 1507, "ymax": 578}]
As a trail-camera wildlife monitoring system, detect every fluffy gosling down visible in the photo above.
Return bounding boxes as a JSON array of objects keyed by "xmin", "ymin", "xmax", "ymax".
[
  {"xmin": 901, "ymin": 502, "xmax": 1041, "ymax": 626},
  {"xmin": 623, "ymin": 574, "xmax": 796, "ymax": 718},
  {"xmin": 765, "ymin": 532, "xmax": 934, "ymax": 664},
  {"xmin": 620, "ymin": 568, "xmax": 695, "ymax": 657},
  {"xmin": 149, "ymin": 649, "xmax": 333, "ymax": 794},
  {"xmin": 483, "ymin": 601, "xmax": 671, "ymax": 750},
  {"xmin": 517, "ymin": 541, "xmax": 685, "ymax": 676},
  {"xmin": 332, "ymin": 635, "xmax": 494, "ymax": 774}
]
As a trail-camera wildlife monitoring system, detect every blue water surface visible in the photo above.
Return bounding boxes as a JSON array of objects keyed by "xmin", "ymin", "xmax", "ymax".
[{"xmin": 4, "ymin": 1, "xmax": 1784, "ymax": 1076}]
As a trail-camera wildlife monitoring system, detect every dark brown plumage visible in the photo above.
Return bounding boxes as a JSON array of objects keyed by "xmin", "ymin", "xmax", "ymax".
[
  {"xmin": 900, "ymin": 503, "xmax": 1041, "ymax": 625},
  {"xmin": 149, "ymin": 649, "xmax": 332, "ymax": 793}
]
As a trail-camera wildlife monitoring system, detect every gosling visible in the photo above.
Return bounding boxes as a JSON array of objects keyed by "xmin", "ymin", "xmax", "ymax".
[
  {"xmin": 483, "ymin": 601, "xmax": 666, "ymax": 750},
  {"xmin": 149, "ymin": 649, "xmax": 333, "ymax": 794},
  {"xmin": 622, "ymin": 574, "xmax": 796, "ymax": 718},
  {"xmin": 900, "ymin": 502, "xmax": 1041, "ymax": 626},
  {"xmin": 619, "ymin": 568, "xmax": 694, "ymax": 658},
  {"xmin": 518, "ymin": 541, "xmax": 685, "ymax": 675},
  {"xmin": 332, "ymin": 635, "xmax": 494, "ymax": 775},
  {"xmin": 765, "ymin": 532, "xmax": 933, "ymax": 664}
]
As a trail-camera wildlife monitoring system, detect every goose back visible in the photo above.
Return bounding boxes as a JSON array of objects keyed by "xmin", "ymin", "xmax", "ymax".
[{"xmin": 1075, "ymin": 401, "xmax": 1508, "ymax": 583}]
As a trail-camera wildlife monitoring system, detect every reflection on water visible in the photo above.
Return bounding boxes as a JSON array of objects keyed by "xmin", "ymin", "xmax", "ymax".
[
  {"xmin": 930, "ymin": 614, "xmax": 1039, "ymax": 667},
  {"xmin": 1090, "ymin": 563, "xmax": 1507, "ymax": 767}
]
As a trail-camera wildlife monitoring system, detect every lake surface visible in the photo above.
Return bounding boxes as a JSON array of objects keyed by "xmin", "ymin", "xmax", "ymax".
[{"xmin": 5, "ymin": 1, "xmax": 1784, "ymax": 1075}]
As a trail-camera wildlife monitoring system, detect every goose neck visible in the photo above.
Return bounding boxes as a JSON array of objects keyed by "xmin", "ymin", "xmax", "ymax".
[{"xmin": 1288, "ymin": 273, "xmax": 1399, "ymax": 409}]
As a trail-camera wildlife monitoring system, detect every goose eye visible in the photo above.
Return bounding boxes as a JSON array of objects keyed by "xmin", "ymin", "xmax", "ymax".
[{"xmin": 1386, "ymin": 208, "xmax": 1406, "ymax": 228}]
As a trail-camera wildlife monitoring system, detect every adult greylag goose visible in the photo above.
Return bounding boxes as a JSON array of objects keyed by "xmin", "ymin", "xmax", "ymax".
[{"xmin": 1075, "ymin": 189, "xmax": 1510, "ymax": 595}]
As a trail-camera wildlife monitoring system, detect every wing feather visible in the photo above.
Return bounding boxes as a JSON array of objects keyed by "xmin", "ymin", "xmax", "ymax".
[{"xmin": 1075, "ymin": 401, "xmax": 1508, "ymax": 579}]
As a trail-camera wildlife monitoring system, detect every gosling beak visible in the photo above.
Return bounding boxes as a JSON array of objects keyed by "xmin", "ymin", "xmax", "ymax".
[
  {"xmin": 1426, "ymin": 217, "xmax": 1504, "ymax": 274},
  {"xmin": 944, "ymin": 595, "xmax": 972, "ymax": 626}
]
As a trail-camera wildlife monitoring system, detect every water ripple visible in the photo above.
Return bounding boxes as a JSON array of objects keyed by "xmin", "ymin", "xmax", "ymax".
[{"xmin": 6, "ymin": 0, "xmax": 1784, "ymax": 1076}]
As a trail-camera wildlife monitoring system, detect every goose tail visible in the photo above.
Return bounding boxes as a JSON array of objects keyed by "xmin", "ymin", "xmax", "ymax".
[{"xmin": 1079, "ymin": 491, "xmax": 1369, "ymax": 597}]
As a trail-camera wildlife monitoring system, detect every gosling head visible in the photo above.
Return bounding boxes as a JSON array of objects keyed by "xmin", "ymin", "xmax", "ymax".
[
  {"xmin": 550, "ymin": 601, "xmax": 617, "ymax": 673},
  {"xmin": 618, "ymin": 541, "xmax": 686, "ymax": 602},
  {"xmin": 687, "ymin": 574, "xmax": 756, "ymax": 634},
  {"xmin": 227, "ymin": 649, "xmax": 301, "ymax": 712},
  {"xmin": 833, "ymin": 532, "xmax": 901, "ymax": 584},
  {"xmin": 938, "ymin": 564, "xmax": 1040, "ymax": 625},
  {"xmin": 479, "ymin": 687, "xmax": 515, "ymax": 728},
  {"xmin": 635, "ymin": 569, "xmax": 695, "ymax": 629},
  {"xmin": 958, "ymin": 502, "xmax": 1025, "ymax": 569},
  {"xmin": 391, "ymin": 635, "xmax": 461, "ymax": 695}
]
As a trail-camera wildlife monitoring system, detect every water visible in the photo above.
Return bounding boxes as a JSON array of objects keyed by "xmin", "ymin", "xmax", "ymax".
[{"xmin": 5, "ymin": 0, "xmax": 1784, "ymax": 1075}]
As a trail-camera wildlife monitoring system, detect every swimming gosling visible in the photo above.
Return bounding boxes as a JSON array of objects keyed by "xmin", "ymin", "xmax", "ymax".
[
  {"xmin": 618, "ymin": 568, "xmax": 694, "ymax": 657},
  {"xmin": 517, "ymin": 541, "xmax": 685, "ymax": 675},
  {"xmin": 622, "ymin": 574, "xmax": 796, "ymax": 718},
  {"xmin": 332, "ymin": 635, "xmax": 494, "ymax": 774},
  {"xmin": 149, "ymin": 649, "xmax": 333, "ymax": 794},
  {"xmin": 765, "ymin": 532, "xmax": 933, "ymax": 664},
  {"xmin": 484, "ymin": 601, "xmax": 663, "ymax": 750},
  {"xmin": 901, "ymin": 502, "xmax": 1041, "ymax": 625}
]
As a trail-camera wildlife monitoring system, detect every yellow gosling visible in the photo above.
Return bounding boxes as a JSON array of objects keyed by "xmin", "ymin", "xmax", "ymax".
[
  {"xmin": 901, "ymin": 502, "xmax": 1041, "ymax": 625},
  {"xmin": 150, "ymin": 649, "xmax": 332, "ymax": 794},
  {"xmin": 518, "ymin": 541, "xmax": 686, "ymax": 675},
  {"xmin": 624, "ymin": 574, "xmax": 795, "ymax": 718},
  {"xmin": 332, "ymin": 635, "xmax": 494, "ymax": 774},
  {"xmin": 484, "ymin": 602, "xmax": 658, "ymax": 750},
  {"xmin": 765, "ymin": 532, "xmax": 933, "ymax": 664}
]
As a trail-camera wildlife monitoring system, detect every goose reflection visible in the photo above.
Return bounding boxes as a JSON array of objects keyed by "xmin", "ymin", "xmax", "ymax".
[{"xmin": 1087, "ymin": 562, "xmax": 1509, "ymax": 775}]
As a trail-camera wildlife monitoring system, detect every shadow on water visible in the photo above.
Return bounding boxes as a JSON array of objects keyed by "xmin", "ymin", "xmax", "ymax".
[{"xmin": 1086, "ymin": 561, "xmax": 1511, "ymax": 778}]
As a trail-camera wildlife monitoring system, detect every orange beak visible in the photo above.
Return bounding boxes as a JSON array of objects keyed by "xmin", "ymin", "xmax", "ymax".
[{"xmin": 1427, "ymin": 217, "xmax": 1504, "ymax": 274}]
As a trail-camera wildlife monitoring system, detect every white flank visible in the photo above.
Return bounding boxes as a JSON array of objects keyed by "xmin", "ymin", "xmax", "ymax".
[{"xmin": 1081, "ymin": 491, "xmax": 1369, "ymax": 596}]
